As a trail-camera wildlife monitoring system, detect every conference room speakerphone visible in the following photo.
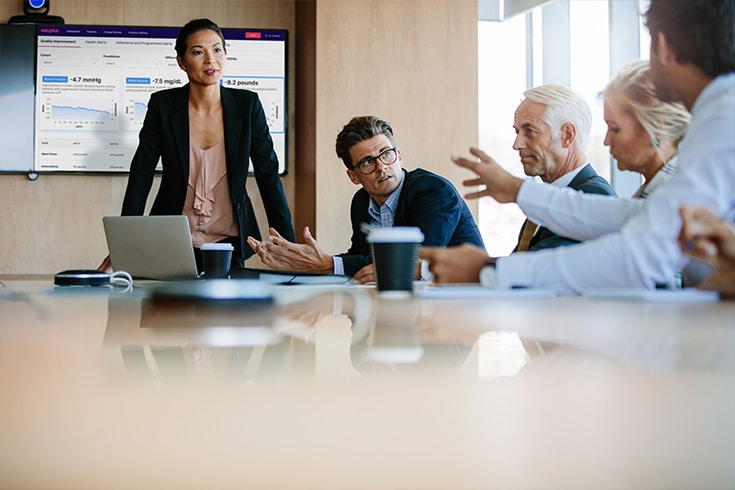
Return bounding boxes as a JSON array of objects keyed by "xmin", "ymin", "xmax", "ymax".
[{"xmin": 54, "ymin": 269, "xmax": 111, "ymax": 287}]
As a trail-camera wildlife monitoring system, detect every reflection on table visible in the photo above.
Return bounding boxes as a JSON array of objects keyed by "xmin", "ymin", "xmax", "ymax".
[{"xmin": 1, "ymin": 278, "xmax": 733, "ymax": 489}]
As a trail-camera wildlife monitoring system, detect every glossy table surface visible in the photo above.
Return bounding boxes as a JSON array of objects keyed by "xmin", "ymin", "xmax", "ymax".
[{"xmin": 1, "ymin": 277, "xmax": 734, "ymax": 489}]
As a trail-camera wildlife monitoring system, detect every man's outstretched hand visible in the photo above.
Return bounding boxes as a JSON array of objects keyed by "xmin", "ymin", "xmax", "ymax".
[{"xmin": 247, "ymin": 226, "xmax": 334, "ymax": 274}]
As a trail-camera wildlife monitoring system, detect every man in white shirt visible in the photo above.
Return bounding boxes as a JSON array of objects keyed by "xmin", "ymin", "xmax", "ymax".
[{"xmin": 421, "ymin": 0, "xmax": 735, "ymax": 294}]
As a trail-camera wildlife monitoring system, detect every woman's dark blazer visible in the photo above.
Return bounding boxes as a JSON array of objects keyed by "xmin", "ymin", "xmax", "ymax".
[{"xmin": 121, "ymin": 84, "xmax": 295, "ymax": 263}]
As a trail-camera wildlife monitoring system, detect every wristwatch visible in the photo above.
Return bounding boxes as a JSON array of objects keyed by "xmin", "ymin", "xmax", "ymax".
[{"xmin": 479, "ymin": 258, "xmax": 497, "ymax": 287}]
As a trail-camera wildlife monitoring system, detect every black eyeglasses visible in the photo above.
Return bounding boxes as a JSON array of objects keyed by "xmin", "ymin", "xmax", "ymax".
[{"xmin": 352, "ymin": 147, "xmax": 398, "ymax": 174}]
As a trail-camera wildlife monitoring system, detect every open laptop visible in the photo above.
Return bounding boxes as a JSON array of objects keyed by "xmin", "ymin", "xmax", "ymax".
[{"xmin": 103, "ymin": 216, "xmax": 199, "ymax": 280}]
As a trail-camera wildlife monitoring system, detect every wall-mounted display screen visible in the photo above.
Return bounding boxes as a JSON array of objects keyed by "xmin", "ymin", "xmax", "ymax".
[{"xmin": 1, "ymin": 23, "xmax": 287, "ymax": 174}]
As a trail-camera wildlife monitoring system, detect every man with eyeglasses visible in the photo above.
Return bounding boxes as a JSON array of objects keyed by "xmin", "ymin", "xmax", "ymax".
[{"xmin": 246, "ymin": 115, "xmax": 484, "ymax": 283}]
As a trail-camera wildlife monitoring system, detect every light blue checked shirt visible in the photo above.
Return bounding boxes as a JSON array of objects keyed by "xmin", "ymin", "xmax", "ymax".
[{"xmin": 333, "ymin": 172, "xmax": 406, "ymax": 275}]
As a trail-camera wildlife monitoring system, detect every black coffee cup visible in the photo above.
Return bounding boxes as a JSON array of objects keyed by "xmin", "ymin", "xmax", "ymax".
[
  {"xmin": 367, "ymin": 227, "xmax": 424, "ymax": 296},
  {"xmin": 201, "ymin": 243, "xmax": 234, "ymax": 279}
]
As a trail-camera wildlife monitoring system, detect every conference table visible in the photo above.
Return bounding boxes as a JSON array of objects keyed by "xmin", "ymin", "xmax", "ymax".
[{"xmin": 1, "ymin": 276, "xmax": 733, "ymax": 489}]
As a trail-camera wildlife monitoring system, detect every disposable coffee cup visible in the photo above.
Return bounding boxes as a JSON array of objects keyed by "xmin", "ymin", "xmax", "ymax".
[
  {"xmin": 201, "ymin": 243, "xmax": 234, "ymax": 279},
  {"xmin": 367, "ymin": 226, "xmax": 424, "ymax": 297}
]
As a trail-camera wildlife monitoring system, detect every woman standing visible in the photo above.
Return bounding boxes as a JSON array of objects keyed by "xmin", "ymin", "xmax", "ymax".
[{"xmin": 103, "ymin": 18, "xmax": 294, "ymax": 273}]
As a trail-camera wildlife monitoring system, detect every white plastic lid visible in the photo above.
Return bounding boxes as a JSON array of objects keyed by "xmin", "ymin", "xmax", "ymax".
[
  {"xmin": 366, "ymin": 226, "xmax": 424, "ymax": 243},
  {"xmin": 201, "ymin": 242, "xmax": 234, "ymax": 251}
]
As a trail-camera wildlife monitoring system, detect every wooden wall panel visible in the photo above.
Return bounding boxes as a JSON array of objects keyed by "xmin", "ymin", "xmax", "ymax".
[
  {"xmin": 313, "ymin": 0, "xmax": 479, "ymax": 254},
  {"xmin": 293, "ymin": 0, "xmax": 317, "ymax": 237}
]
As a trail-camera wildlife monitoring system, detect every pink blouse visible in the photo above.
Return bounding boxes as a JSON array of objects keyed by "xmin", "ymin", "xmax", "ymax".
[{"xmin": 182, "ymin": 140, "xmax": 239, "ymax": 248}]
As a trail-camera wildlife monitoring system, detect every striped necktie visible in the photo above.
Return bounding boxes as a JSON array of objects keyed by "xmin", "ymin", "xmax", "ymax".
[{"xmin": 516, "ymin": 219, "xmax": 538, "ymax": 252}]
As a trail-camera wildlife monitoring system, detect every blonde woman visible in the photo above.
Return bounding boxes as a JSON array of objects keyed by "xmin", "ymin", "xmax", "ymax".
[{"xmin": 601, "ymin": 59, "xmax": 690, "ymax": 199}]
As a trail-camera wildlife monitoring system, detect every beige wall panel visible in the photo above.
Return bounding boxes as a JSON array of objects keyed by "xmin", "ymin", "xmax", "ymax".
[
  {"xmin": 0, "ymin": 0, "xmax": 294, "ymax": 274},
  {"xmin": 118, "ymin": 0, "xmax": 295, "ymax": 29},
  {"xmin": 313, "ymin": 0, "xmax": 479, "ymax": 255},
  {"xmin": 1, "ymin": 174, "xmax": 131, "ymax": 273}
]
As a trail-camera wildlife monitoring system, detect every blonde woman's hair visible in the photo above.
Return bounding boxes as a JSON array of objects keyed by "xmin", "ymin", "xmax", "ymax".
[{"xmin": 602, "ymin": 60, "xmax": 690, "ymax": 163}]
